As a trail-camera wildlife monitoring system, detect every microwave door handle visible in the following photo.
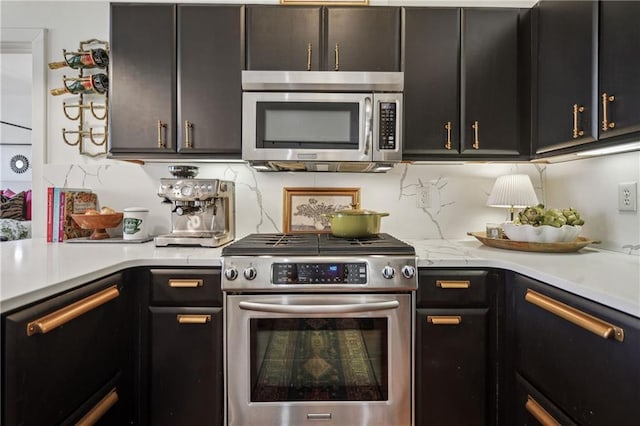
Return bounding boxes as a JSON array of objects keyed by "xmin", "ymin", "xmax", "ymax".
[
  {"xmin": 238, "ymin": 300, "xmax": 399, "ymax": 314},
  {"xmin": 364, "ymin": 96, "xmax": 373, "ymax": 156}
]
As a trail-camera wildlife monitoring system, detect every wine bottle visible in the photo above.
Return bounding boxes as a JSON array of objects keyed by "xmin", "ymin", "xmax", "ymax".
[
  {"xmin": 50, "ymin": 73, "xmax": 109, "ymax": 96},
  {"xmin": 48, "ymin": 48, "xmax": 109, "ymax": 70}
]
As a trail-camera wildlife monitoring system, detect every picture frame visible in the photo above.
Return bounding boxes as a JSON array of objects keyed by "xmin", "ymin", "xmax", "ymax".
[
  {"xmin": 280, "ymin": 0, "xmax": 368, "ymax": 5},
  {"xmin": 283, "ymin": 187, "xmax": 361, "ymax": 234}
]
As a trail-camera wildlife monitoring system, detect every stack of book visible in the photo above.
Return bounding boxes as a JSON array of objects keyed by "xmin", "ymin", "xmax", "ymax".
[{"xmin": 46, "ymin": 188, "xmax": 98, "ymax": 242}]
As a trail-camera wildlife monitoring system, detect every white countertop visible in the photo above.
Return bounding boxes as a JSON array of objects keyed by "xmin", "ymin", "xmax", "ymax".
[{"xmin": 1, "ymin": 237, "xmax": 639, "ymax": 318}]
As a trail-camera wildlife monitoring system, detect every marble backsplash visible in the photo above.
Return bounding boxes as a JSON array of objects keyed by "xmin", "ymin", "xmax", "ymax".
[{"xmin": 39, "ymin": 155, "xmax": 640, "ymax": 255}]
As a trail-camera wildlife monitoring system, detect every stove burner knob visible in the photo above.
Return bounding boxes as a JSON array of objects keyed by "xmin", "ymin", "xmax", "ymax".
[
  {"xmin": 224, "ymin": 267, "xmax": 238, "ymax": 281},
  {"xmin": 382, "ymin": 265, "xmax": 395, "ymax": 279},
  {"xmin": 401, "ymin": 265, "xmax": 416, "ymax": 279},
  {"xmin": 243, "ymin": 267, "xmax": 257, "ymax": 281}
]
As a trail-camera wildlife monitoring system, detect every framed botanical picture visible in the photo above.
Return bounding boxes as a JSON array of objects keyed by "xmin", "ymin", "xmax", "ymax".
[
  {"xmin": 280, "ymin": 0, "xmax": 368, "ymax": 5},
  {"xmin": 283, "ymin": 187, "xmax": 360, "ymax": 233}
]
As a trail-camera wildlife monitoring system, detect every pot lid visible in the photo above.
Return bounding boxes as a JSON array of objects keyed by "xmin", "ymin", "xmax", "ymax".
[{"xmin": 332, "ymin": 203, "xmax": 389, "ymax": 217}]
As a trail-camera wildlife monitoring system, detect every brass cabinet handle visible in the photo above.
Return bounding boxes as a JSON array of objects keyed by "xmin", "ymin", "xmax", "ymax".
[
  {"xmin": 169, "ymin": 278, "xmax": 203, "ymax": 288},
  {"xmin": 27, "ymin": 285, "xmax": 120, "ymax": 336},
  {"xmin": 334, "ymin": 43, "xmax": 340, "ymax": 71},
  {"xmin": 427, "ymin": 315, "xmax": 462, "ymax": 325},
  {"xmin": 76, "ymin": 388, "xmax": 119, "ymax": 426},
  {"xmin": 444, "ymin": 121, "xmax": 452, "ymax": 150},
  {"xmin": 525, "ymin": 289, "xmax": 624, "ymax": 342},
  {"xmin": 436, "ymin": 280, "xmax": 470, "ymax": 289},
  {"xmin": 157, "ymin": 120, "xmax": 167, "ymax": 148},
  {"xmin": 184, "ymin": 120, "xmax": 193, "ymax": 148},
  {"xmin": 307, "ymin": 42, "xmax": 312, "ymax": 71},
  {"xmin": 472, "ymin": 121, "xmax": 480, "ymax": 149},
  {"xmin": 177, "ymin": 314, "xmax": 211, "ymax": 324},
  {"xmin": 572, "ymin": 104, "xmax": 585, "ymax": 139},
  {"xmin": 525, "ymin": 395, "xmax": 560, "ymax": 426},
  {"xmin": 601, "ymin": 93, "xmax": 616, "ymax": 131}
]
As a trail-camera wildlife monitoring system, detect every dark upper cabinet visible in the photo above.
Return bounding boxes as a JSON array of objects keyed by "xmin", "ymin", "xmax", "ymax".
[
  {"xmin": 403, "ymin": 8, "xmax": 526, "ymax": 160},
  {"xmin": 534, "ymin": 0, "xmax": 597, "ymax": 154},
  {"xmin": 598, "ymin": 1, "xmax": 640, "ymax": 140},
  {"xmin": 246, "ymin": 5, "xmax": 400, "ymax": 72},
  {"xmin": 462, "ymin": 8, "xmax": 522, "ymax": 156},
  {"xmin": 110, "ymin": 4, "xmax": 176, "ymax": 155},
  {"xmin": 403, "ymin": 8, "xmax": 460, "ymax": 157},
  {"xmin": 109, "ymin": 4, "xmax": 243, "ymax": 158},
  {"xmin": 246, "ymin": 6, "xmax": 322, "ymax": 71}
]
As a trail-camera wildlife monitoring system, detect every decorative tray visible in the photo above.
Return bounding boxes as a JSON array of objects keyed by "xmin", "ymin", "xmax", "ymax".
[{"xmin": 467, "ymin": 232, "xmax": 597, "ymax": 253}]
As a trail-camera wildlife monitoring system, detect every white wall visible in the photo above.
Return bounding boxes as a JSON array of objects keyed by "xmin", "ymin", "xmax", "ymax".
[{"xmin": 2, "ymin": 1, "xmax": 638, "ymax": 255}]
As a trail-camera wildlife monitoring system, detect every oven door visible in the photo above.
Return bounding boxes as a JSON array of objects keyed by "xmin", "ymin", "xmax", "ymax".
[
  {"xmin": 226, "ymin": 293, "xmax": 412, "ymax": 426},
  {"xmin": 242, "ymin": 92, "xmax": 373, "ymax": 163}
]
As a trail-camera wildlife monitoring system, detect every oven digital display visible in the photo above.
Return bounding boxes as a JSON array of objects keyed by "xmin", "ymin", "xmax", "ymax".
[{"xmin": 272, "ymin": 262, "xmax": 367, "ymax": 285}]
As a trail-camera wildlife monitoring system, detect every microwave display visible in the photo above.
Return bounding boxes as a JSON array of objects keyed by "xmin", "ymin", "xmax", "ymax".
[{"xmin": 256, "ymin": 102, "xmax": 360, "ymax": 149}]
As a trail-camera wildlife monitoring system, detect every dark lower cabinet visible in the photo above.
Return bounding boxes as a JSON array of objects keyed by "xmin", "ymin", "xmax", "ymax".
[
  {"xmin": 2, "ymin": 273, "xmax": 134, "ymax": 425},
  {"xmin": 149, "ymin": 306, "xmax": 223, "ymax": 426},
  {"xmin": 514, "ymin": 374, "xmax": 577, "ymax": 426},
  {"xmin": 415, "ymin": 308, "xmax": 489, "ymax": 426},
  {"xmin": 415, "ymin": 269, "xmax": 502, "ymax": 426},
  {"xmin": 510, "ymin": 273, "xmax": 640, "ymax": 426},
  {"xmin": 147, "ymin": 268, "xmax": 224, "ymax": 426}
]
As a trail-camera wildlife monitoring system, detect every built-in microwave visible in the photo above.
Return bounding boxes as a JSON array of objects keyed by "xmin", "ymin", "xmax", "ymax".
[{"xmin": 242, "ymin": 71, "xmax": 403, "ymax": 172}]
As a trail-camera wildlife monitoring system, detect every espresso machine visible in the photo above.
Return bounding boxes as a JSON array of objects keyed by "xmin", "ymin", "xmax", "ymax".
[{"xmin": 154, "ymin": 166, "xmax": 235, "ymax": 247}]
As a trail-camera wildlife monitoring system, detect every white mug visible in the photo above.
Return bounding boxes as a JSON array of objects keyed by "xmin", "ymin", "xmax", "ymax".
[{"xmin": 123, "ymin": 207, "xmax": 149, "ymax": 240}]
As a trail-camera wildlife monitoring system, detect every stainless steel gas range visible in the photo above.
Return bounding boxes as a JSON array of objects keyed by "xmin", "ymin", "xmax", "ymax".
[{"xmin": 221, "ymin": 233, "xmax": 417, "ymax": 426}]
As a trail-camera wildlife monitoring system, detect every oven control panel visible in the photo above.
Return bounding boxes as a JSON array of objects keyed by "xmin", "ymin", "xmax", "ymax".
[{"xmin": 272, "ymin": 262, "xmax": 367, "ymax": 285}]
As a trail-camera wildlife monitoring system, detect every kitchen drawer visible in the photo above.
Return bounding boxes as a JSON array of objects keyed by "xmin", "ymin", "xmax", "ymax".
[
  {"xmin": 514, "ymin": 373, "xmax": 577, "ymax": 426},
  {"xmin": 150, "ymin": 268, "xmax": 222, "ymax": 306},
  {"xmin": 513, "ymin": 274, "xmax": 640, "ymax": 425},
  {"xmin": 63, "ymin": 373, "xmax": 131, "ymax": 425},
  {"xmin": 3, "ymin": 273, "xmax": 130, "ymax": 426},
  {"xmin": 416, "ymin": 269, "xmax": 489, "ymax": 307}
]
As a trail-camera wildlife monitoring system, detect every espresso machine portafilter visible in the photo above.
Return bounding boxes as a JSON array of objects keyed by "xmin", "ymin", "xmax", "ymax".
[{"xmin": 154, "ymin": 166, "xmax": 235, "ymax": 247}]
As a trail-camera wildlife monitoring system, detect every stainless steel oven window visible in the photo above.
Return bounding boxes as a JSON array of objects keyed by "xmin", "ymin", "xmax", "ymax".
[{"xmin": 249, "ymin": 317, "xmax": 388, "ymax": 402}]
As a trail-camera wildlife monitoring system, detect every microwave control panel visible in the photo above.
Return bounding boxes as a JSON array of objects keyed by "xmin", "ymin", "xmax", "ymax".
[{"xmin": 379, "ymin": 102, "xmax": 397, "ymax": 150}]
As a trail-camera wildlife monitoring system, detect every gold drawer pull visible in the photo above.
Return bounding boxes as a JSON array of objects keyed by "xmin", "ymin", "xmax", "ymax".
[
  {"xmin": 184, "ymin": 120, "xmax": 193, "ymax": 148},
  {"xmin": 601, "ymin": 93, "xmax": 616, "ymax": 131},
  {"xmin": 525, "ymin": 289, "xmax": 624, "ymax": 342},
  {"xmin": 177, "ymin": 314, "xmax": 211, "ymax": 324},
  {"xmin": 472, "ymin": 120, "xmax": 480, "ymax": 149},
  {"xmin": 427, "ymin": 315, "xmax": 462, "ymax": 325},
  {"xmin": 157, "ymin": 120, "xmax": 167, "ymax": 148},
  {"xmin": 334, "ymin": 43, "xmax": 340, "ymax": 71},
  {"xmin": 444, "ymin": 121, "xmax": 452, "ymax": 150},
  {"xmin": 76, "ymin": 388, "xmax": 119, "ymax": 426},
  {"xmin": 436, "ymin": 280, "xmax": 470, "ymax": 289},
  {"xmin": 572, "ymin": 104, "xmax": 585, "ymax": 139},
  {"xmin": 168, "ymin": 279, "xmax": 203, "ymax": 288},
  {"xmin": 307, "ymin": 42, "xmax": 312, "ymax": 71},
  {"xmin": 525, "ymin": 395, "xmax": 560, "ymax": 426},
  {"xmin": 27, "ymin": 285, "xmax": 120, "ymax": 336}
]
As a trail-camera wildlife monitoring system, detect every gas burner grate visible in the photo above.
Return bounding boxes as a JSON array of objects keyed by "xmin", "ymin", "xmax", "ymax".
[
  {"xmin": 319, "ymin": 233, "xmax": 415, "ymax": 255},
  {"xmin": 222, "ymin": 233, "xmax": 319, "ymax": 256}
]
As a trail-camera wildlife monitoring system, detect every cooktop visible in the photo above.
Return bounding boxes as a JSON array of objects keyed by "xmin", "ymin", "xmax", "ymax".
[{"xmin": 221, "ymin": 233, "xmax": 415, "ymax": 257}]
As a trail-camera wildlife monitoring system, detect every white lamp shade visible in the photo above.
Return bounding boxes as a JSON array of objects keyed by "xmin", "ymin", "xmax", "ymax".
[{"xmin": 487, "ymin": 174, "xmax": 539, "ymax": 208}]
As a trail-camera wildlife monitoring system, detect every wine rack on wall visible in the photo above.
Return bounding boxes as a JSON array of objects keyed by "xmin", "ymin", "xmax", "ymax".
[{"xmin": 49, "ymin": 39, "xmax": 109, "ymax": 157}]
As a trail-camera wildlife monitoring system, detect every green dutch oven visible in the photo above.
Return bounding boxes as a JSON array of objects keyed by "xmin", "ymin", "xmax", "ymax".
[{"xmin": 323, "ymin": 204, "xmax": 389, "ymax": 238}]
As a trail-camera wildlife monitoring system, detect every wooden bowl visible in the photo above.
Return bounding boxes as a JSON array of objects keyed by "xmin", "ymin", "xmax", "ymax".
[{"xmin": 71, "ymin": 213, "xmax": 124, "ymax": 240}]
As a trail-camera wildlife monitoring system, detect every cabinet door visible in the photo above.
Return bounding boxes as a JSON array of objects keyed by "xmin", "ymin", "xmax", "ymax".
[
  {"xmin": 535, "ymin": 1, "xmax": 597, "ymax": 154},
  {"xmin": 514, "ymin": 374, "xmax": 577, "ymax": 426},
  {"xmin": 462, "ymin": 8, "xmax": 521, "ymax": 155},
  {"xmin": 150, "ymin": 307, "xmax": 223, "ymax": 426},
  {"xmin": 246, "ymin": 5, "xmax": 322, "ymax": 71},
  {"xmin": 326, "ymin": 7, "xmax": 401, "ymax": 72},
  {"xmin": 110, "ymin": 4, "xmax": 176, "ymax": 155},
  {"xmin": 598, "ymin": 1, "xmax": 640, "ymax": 140},
  {"xmin": 178, "ymin": 5, "xmax": 242, "ymax": 156},
  {"xmin": 3, "ymin": 274, "xmax": 132, "ymax": 426},
  {"xmin": 513, "ymin": 275, "xmax": 640, "ymax": 425},
  {"xmin": 415, "ymin": 308, "xmax": 489, "ymax": 426},
  {"xmin": 403, "ymin": 8, "xmax": 461, "ymax": 158}
]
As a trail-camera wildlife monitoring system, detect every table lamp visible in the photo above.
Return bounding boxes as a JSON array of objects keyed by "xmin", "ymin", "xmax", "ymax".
[{"xmin": 487, "ymin": 174, "xmax": 539, "ymax": 221}]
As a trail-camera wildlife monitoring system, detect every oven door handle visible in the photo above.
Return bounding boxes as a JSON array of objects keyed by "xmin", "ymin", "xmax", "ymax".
[{"xmin": 238, "ymin": 300, "xmax": 400, "ymax": 314}]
